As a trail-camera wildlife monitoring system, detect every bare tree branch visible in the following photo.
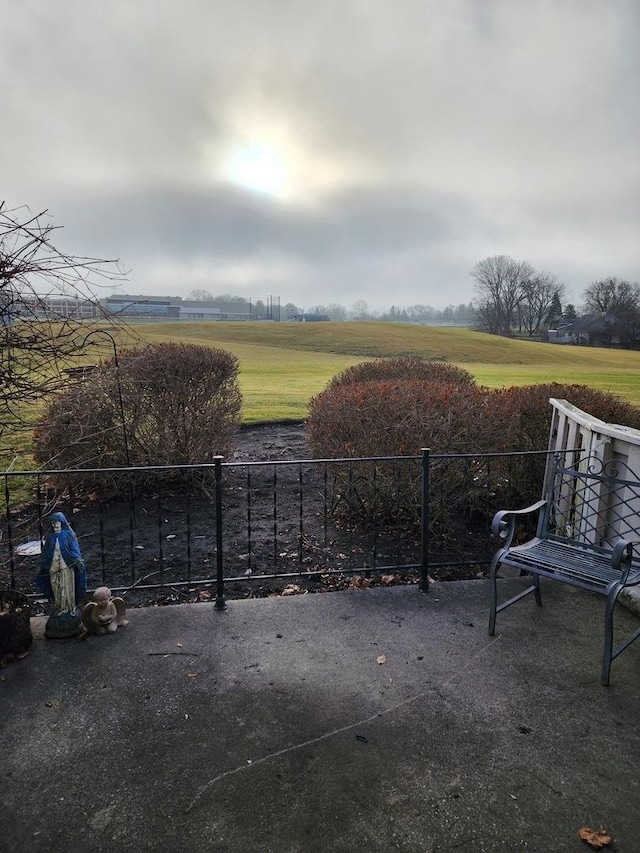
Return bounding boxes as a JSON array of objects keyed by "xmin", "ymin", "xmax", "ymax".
[
  {"xmin": 470, "ymin": 255, "xmax": 535, "ymax": 337},
  {"xmin": 1, "ymin": 202, "xmax": 137, "ymax": 439},
  {"xmin": 583, "ymin": 277, "xmax": 640, "ymax": 347}
]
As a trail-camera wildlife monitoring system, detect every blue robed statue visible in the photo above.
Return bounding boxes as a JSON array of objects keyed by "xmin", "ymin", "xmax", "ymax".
[{"xmin": 37, "ymin": 512, "xmax": 87, "ymax": 638}]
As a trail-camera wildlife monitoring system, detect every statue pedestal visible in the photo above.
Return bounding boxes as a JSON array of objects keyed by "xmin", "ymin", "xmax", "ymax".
[{"xmin": 44, "ymin": 610, "xmax": 83, "ymax": 639}]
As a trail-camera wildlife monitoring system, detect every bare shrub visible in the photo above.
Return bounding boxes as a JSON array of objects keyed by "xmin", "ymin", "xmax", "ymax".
[
  {"xmin": 308, "ymin": 379, "xmax": 490, "ymax": 527},
  {"xmin": 479, "ymin": 383, "xmax": 640, "ymax": 508},
  {"xmin": 34, "ymin": 342, "xmax": 242, "ymax": 495},
  {"xmin": 309, "ymin": 380, "xmax": 488, "ymax": 458},
  {"xmin": 327, "ymin": 357, "xmax": 476, "ymax": 390},
  {"xmin": 487, "ymin": 383, "xmax": 640, "ymax": 451},
  {"xmin": 308, "ymin": 375, "xmax": 640, "ymax": 535}
]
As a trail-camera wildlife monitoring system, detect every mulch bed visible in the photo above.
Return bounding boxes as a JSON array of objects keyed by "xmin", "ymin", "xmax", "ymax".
[{"xmin": 3, "ymin": 423, "xmax": 483, "ymax": 612}]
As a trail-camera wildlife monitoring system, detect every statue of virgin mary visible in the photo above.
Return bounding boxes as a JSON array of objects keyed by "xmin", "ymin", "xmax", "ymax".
[{"xmin": 37, "ymin": 512, "xmax": 87, "ymax": 638}]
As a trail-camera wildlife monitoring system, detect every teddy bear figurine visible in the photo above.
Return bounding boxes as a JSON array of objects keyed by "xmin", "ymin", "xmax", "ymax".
[{"xmin": 81, "ymin": 587, "xmax": 129, "ymax": 635}]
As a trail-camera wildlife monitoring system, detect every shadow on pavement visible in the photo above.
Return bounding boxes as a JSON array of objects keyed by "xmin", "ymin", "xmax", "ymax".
[{"xmin": 2, "ymin": 579, "xmax": 640, "ymax": 852}]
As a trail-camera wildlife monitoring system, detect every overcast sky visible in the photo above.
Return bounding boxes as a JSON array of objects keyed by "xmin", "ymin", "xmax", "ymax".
[{"xmin": 1, "ymin": 0, "xmax": 638, "ymax": 312}]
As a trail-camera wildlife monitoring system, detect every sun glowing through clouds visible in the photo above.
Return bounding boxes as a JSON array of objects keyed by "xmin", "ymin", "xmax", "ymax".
[
  {"xmin": 211, "ymin": 104, "xmax": 365, "ymax": 204},
  {"xmin": 224, "ymin": 142, "xmax": 289, "ymax": 199}
]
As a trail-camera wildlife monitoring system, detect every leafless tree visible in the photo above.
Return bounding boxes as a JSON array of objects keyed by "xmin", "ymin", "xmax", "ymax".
[
  {"xmin": 189, "ymin": 290, "xmax": 250, "ymax": 304},
  {"xmin": 518, "ymin": 273, "xmax": 565, "ymax": 336},
  {"xmin": 583, "ymin": 277, "xmax": 639, "ymax": 315},
  {"xmin": 189, "ymin": 288, "xmax": 216, "ymax": 301},
  {"xmin": 350, "ymin": 299, "xmax": 370, "ymax": 320},
  {"xmin": 325, "ymin": 303, "xmax": 347, "ymax": 321},
  {"xmin": 583, "ymin": 277, "xmax": 640, "ymax": 347},
  {"xmin": 283, "ymin": 302, "xmax": 300, "ymax": 318},
  {"xmin": 471, "ymin": 255, "xmax": 534, "ymax": 337},
  {"xmin": 0, "ymin": 202, "xmax": 130, "ymax": 439}
]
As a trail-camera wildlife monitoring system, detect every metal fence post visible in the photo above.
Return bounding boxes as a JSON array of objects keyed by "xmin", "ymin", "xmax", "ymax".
[
  {"xmin": 214, "ymin": 455, "xmax": 226, "ymax": 610},
  {"xmin": 420, "ymin": 448, "xmax": 430, "ymax": 592},
  {"xmin": 4, "ymin": 474, "xmax": 15, "ymax": 588}
]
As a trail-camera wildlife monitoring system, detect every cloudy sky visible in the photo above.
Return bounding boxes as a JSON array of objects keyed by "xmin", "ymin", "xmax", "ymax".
[{"xmin": 1, "ymin": 0, "xmax": 638, "ymax": 312}]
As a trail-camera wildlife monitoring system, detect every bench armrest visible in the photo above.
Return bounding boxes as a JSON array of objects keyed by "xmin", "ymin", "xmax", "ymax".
[
  {"xmin": 491, "ymin": 499, "xmax": 547, "ymax": 547},
  {"xmin": 611, "ymin": 538, "xmax": 640, "ymax": 584}
]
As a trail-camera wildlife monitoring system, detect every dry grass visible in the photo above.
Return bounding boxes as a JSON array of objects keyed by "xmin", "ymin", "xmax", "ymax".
[{"xmin": 136, "ymin": 321, "xmax": 640, "ymax": 410}]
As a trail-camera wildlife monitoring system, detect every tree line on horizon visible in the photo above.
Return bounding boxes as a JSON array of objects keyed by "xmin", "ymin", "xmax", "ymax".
[
  {"xmin": 190, "ymin": 264, "xmax": 637, "ymax": 343},
  {"xmin": 470, "ymin": 254, "xmax": 640, "ymax": 347},
  {"xmin": 190, "ymin": 290, "xmax": 476, "ymax": 325},
  {"xmin": 191, "ymin": 259, "xmax": 639, "ymax": 342}
]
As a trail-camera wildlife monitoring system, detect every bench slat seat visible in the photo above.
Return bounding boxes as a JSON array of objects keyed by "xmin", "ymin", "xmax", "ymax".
[
  {"xmin": 489, "ymin": 453, "xmax": 640, "ymax": 685},
  {"xmin": 499, "ymin": 538, "xmax": 640, "ymax": 591}
]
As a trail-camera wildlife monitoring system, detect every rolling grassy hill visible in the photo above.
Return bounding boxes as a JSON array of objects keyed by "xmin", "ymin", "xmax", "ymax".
[
  {"xmin": 3, "ymin": 321, "xmax": 639, "ymax": 473},
  {"xmin": 129, "ymin": 321, "xmax": 640, "ymax": 421}
]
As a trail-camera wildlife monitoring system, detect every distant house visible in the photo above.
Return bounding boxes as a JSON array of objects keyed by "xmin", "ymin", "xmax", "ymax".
[{"xmin": 553, "ymin": 313, "xmax": 619, "ymax": 346}]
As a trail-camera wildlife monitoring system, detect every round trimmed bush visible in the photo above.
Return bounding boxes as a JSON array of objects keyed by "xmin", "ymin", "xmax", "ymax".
[
  {"xmin": 327, "ymin": 357, "xmax": 476, "ymax": 390},
  {"xmin": 485, "ymin": 383, "xmax": 640, "ymax": 452},
  {"xmin": 34, "ymin": 342, "xmax": 242, "ymax": 494},
  {"xmin": 308, "ymin": 378, "xmax": 489, "ymax": 526},
  {"xmin": 308, "ymin": 373, "xmax": 640, "ymax": 530}
]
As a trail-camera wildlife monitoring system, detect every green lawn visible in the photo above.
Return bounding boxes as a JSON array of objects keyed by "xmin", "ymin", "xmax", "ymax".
[
  {"xmin": 4, "ymin": 321, "xmax": 640, "ymax": 471},
  {"xmin": 135, "ymin": 321, "xmax": 640, "ymax": 418}
]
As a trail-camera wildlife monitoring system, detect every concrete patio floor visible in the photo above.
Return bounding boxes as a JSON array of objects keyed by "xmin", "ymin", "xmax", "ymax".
[{"xmin": 2, "ymin": 578, "xmax": 640, "ymax": 853}]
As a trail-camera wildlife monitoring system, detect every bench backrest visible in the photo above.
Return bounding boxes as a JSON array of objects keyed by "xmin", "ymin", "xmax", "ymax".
[{"xmin": 540, "ymin": 454, "xmax": 640, "ymax": 552}]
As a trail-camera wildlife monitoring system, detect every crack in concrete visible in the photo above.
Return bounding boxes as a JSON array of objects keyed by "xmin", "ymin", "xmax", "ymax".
[
  {"xmin": 185, "ymin": 626, "xmax": 498, "ymax": 815},
  {"xmin": 184, "ymin": 689, "xmax": 430, "ymax": 814}
]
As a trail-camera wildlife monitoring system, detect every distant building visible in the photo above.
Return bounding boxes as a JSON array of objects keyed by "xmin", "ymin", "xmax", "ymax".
[
  {"xmin": 289, "ymin": 312, "xmax": 330, "ymax": 322},
  {"xmin": 553, "ymin": 314, "xmax": 619, "ymax": 346},
  {"xmin": 178, "ymin": 299, "xmax": 251, "ymax": 321},
  {"xmin": 11, "ymin": 292, "xmax": 273, "ymax": 323},
  {"xmin": 10, "ymin": 294, "xmax": 99, "ymax": 320},
  {"xmin": 102, "ymin": 294, "xmax": 181, "ymax": 320},
  {"xmin": 102, "ymin": 294, "xmax": 252, "ymax": 321}
]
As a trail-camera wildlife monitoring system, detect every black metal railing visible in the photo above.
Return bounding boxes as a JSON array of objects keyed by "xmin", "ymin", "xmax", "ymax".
[{"xmin": 1, "ymin": 449, "xmax": 553, "ymax": 609}]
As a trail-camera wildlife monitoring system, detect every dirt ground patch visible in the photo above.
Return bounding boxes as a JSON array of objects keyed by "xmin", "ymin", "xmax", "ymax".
[
  {"xmin": 233, "ymin": 421, "xmax": 310, "ymax": 461},
  {"xmin": 5, "ymin": 423, "xmax": 442, "ymax": 612}
]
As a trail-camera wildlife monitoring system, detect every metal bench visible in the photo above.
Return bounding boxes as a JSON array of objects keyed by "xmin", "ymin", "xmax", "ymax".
[{"xmin": 489, "ymin": 453, "xmax": 640, "ymax": 685}]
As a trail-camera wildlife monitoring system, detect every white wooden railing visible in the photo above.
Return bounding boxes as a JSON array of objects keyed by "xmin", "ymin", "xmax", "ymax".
[
  {"xmin": 546, "ymin": 399, "xmax": 640, "ymax": 492},
  {"xmin": 546, "ymin": 399, "xmax": 640, "ymax": 614}
]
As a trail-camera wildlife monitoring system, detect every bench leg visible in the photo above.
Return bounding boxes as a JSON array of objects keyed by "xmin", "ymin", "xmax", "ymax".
[
  {"xmin": 532, "ymin": 574, "xmax": 543, "ymax": 607},
  {"xmin": 489, "ymin": 557, "xmax": 543, "ymax": 637},
  {"xmin": 601, "ymin": 586, "xmax": 640, "ymax": 686},
  {"xmin": 601, "ymin": 593, "xmax": 616, "ymax": 687},
  {"xmin": 488, "ymin": 553, "xmax": 500, "ymax": 636}
]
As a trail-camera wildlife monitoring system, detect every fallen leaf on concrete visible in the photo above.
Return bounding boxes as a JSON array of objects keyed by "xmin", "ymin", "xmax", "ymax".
[
  {"xmin": 376, "ymin": 654, "xmax": 387, "ymax": 665},
  {"xmin": 187, "ymin": 671, "xmax": 199, "ymax": 678},
  {"xmin": 577, "ymin": 827, "xmax": 612, "ymax": 848},
  {"xmin": 281, "ymin": 584, "xmax": 302, "ymax": 596}
]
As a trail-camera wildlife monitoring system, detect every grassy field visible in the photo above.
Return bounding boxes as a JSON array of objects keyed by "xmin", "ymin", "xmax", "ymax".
[
  {"xmin": 3, "ymin": 321, "xmax": 639, "ymax": 470},
  {"xmin": 132, "ymin": 321, "xmax": 640, "ymax": 421}
]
